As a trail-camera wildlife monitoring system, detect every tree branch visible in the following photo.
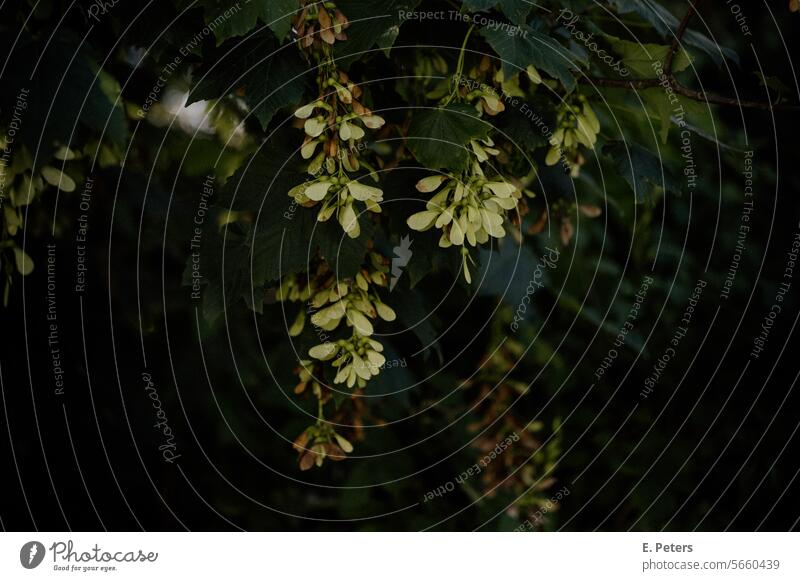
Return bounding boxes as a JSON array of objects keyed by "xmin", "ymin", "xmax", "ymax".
[
  {"xmin": 580, "ymin": 76, "xmax": 800, "ymax": 111},
  {"xmin": 581, "ymin": 0, "xmax": 800, "ymax": 113}
]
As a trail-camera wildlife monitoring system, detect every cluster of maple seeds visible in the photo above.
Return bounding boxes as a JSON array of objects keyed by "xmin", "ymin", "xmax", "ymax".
[
  {"xmin": 292, "ymin": 419, "xmax": 354, "ymax": 470},
  {"xmin": 463, "ymin": 338, "xmax": 559, "ymax": 520},
  {"xmin": 295, "ymin": 71, "xmax": 385, "ymax": 167},
  {"xmin": 295, "ymin": 1, "xmax": 349, "ymax": 47},
  {"xmin": 276, "ymin": 254, "xmax": 393, "ymax": 388},
  {"xmin": 545, "ymin": 94, "xmax": 601, "ymax": 176},
  {"xmin": 304, "ymin": 253, "xmax": 394, "ymax": 388},
  {"xmin": 407, "ymin": 140, "xmax": 523, "ymax": 283},
  {"xmin": 290, "ymin": 67, "xmax": 387, "ymax": 238},
  {"xmin": 283, "ymin": 4, "xmax": 603, "ymax": 469}
]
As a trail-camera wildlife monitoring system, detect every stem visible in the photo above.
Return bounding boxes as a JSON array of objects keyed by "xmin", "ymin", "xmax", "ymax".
[
  {"xmin": 316, "ymin": 398, "xmax": 325, "ymax": 424},
  {"xmin": 455, "ymin": 24, "xmax": 475, "ymax": 79},
  {"xmin": 443, "ymin": 24, "xmax": 476, "ymax": 106}
]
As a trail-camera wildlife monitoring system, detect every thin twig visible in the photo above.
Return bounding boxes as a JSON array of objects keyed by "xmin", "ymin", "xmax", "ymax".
[{"xmin": 664, "ymin": 0, "xmax": 701, "ymax": 76}]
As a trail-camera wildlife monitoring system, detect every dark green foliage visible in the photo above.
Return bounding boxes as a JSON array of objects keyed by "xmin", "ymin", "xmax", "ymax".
[{"xmin": 407, "ymin": 104, "xmax": 491, "ymax": 170}]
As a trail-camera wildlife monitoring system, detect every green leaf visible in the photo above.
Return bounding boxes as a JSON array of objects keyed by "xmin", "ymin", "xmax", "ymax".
[
  {"xmin": 607, "ymin": 36, "xmax": 692, "ymax": 77},
  {"xmin": 333, "ymin": 0, "xmax": 422, "ymax": 65},
  {"xmin": 476, "ymin": 241, "xmax": 550, "ymax": 307},
  {"xmin": 190, "ymin": 223, "xmax": 265, "ymax": 321},
  {"xmin": 217, "ymin": 141, "xmax": 374, "ymax": 284},
  {"xmin": 191, "ymin": 205, "xmax": 374, "ymax": 320},
  {"xmin": 2, "ymin": 34, "xmax": 127, "ymax": 157},
  {"xmin": 609, "ymin": 0, "xmax": 739, "ymax": 67},
  {"xmin": 407, "ymin": 104, "xmax": 490, "ymax": 171},
  {"xmin": 482, "ymin": 25, "xmax": 577, "ymax": 91},
  {"xmin": 187, "ymin": 0, "xmax": 298, "ymax": 43},
  {"xmin": 398, "ymin": 229, "xmax": 462, "ymax": 287},
  {"xmin": 316, "ymin": 215, "xmax": 376, "ymax": 280},
  {"xmin": 188, "ymin": 31, "xmax": 310, "ymax": 129},
  {"xmin": 249, "ymin": 208, "xmax": 375, "ymax": 283},
  {"xmin": 496, "ymin": 94, "xmax": 555, "ymax": 151},
  {"xmin": 641, "ymin": 87, "xmax": 675, "ymax": 144},
  {"xmin": 637, "ymin": 88, "xmax": 738, "ymax": 148},
  {"xmin": 216, "ymin": 128, "xmax": 305, "ymax": 210},
  {"xmin": 603, "ymin": 140, "xmax": 681, "ymax": 203},
  {"xmin": 391, "ymin": 289, "xmax": 442, "ymax": 363},
  {"xmin": 249, "ymin": 210, "xmax": 316, "ymax": 286},
  {"xmin": 496, "ymin": 0, "xmax": 532, "ymax": 24}
]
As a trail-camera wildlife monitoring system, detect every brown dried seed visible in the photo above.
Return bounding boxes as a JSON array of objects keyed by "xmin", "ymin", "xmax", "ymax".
[
  {"xmin": 317, "ymin": 8, "xmax": 332, "ymax": 29},
  {"xmin": 320, "ymin": 27, "xmax": 336, "ymax": 44},
  {"xmin": 578, "ymin": 204, "xmax": 602, "ymax": 218},
  {"xmin": 560, "ymin": 219, "xmax": 574, "ymax": 245},
  {"xmin": 527, "ymin": 211, "xmax": 548, "ymax": 235},
  {"xmin": 299, "ymin": 451, "xmax": 315, "ymax": 470},
  {"xmin": 293, "ymin": 431, "xmax": 310, "ymax": 452},
  {"xmin": 334, "ymin": 10, "xmax": 349, "ymax": 29},
  {"xmin": 325, "ymin": 443, "xmax": 347, "ymax": 460}
]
